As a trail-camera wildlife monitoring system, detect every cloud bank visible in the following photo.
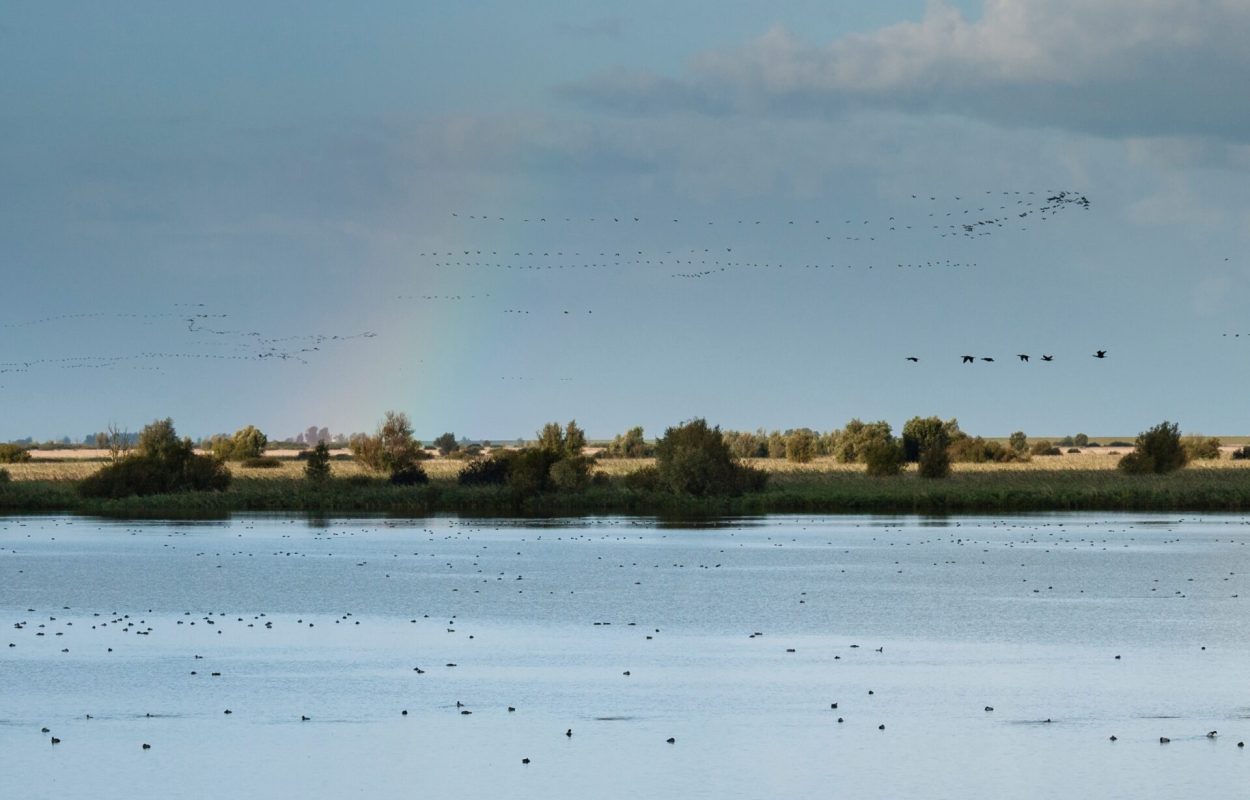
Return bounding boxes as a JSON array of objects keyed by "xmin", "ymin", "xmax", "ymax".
[{"xmin": 563, "ymin": 0, "xmax": 1250, "ymax": 140}]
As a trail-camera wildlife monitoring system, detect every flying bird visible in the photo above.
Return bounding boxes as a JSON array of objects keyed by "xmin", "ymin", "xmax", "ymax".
[
  {"xmin": 961, "ymin": 356, "xmax": 975, "ymax": 364},
  {"xmin": 1093, "ymin": 350, "xmax": 1107, "ymax": 359},
  {"xmin": 1017, "ymin": 354, "xmax": 1029, "ymax": 362},
  {"xmin": 906, "ymin": 357, "xmax": 919, "ymax": 363},
  {"xmin": 1041, "ymin": 355, "xmax": 1054, "ymax": 362},
  {"xmin": 981, "ymin": 357, "xmax": 995, "ymax": 362}
]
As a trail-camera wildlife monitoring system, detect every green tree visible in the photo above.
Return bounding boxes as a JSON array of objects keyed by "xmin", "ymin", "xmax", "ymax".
[
  {"xmin": 1118, "ymin": 421, "xmax": 1188, "ymax": 475},
  {"xmin": 903, "ymin": 416, "xmax": 954, "ymax": 478},
  {"xmin": 229, "ymin": 425, "xmax": 267, "ymax": 460},
  {"xmin": 304, "ymin": 441, "xmax": 331, "ymax": 482},
  {"xmin": 564, "ymin": 420, "xmax": 587, "ymax": 456},
  {"xmin": 654, "ymin": 418, "xmax": 766, "ymax": 496},
  {"xmin": 137, "ymin": 417, "xmax": 186, "ymax": 463},
  {"xmin": 862, "ymin": 437, "xmax": 905, "ymax": 477},
  {"xmin": 1073, "ymin": 433, "xmax": 1089, "ymax": 447},
  {"xmin": 433, "ymin": 432, "xmax": 460, "ymax": 456},
  {"xmin": 784, "ymin": 428, "xmax": 818, "ymax": 463},
  {"xmin": 536, "ymin": 422, "xmax": 565, "ymax": 454},
  {"xmin": 833, "ymin": 419, "xmax": 894, "ymax": 463},
  {"xmin": 1009, "ymin": 431, "xmax": 1028, "ymax": 453},
  {"xmin": 351, "ymin": 411, "xmax": 425, "ymax": 481}
]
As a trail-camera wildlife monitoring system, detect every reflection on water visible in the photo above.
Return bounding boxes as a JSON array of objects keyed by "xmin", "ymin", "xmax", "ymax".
[{"xmin": 2, "ymin": 513, "xmax": 1249, "ymax": 799}]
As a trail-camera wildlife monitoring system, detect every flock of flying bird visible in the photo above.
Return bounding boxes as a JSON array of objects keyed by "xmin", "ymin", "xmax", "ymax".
[{"xmin": 908, "ymin": 351, "xmax": 1109, "ymax": 364}]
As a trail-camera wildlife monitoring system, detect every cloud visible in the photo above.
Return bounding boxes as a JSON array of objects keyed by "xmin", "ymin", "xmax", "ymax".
[{"xmin": 562, "ymin": 0, "xmax": 1250, "ymax": 140}]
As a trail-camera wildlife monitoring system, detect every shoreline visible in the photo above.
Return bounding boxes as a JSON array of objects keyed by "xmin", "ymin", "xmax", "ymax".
[{"xmin": 4, "ymin": 468, "xmax": 1250, "ymax": 518}]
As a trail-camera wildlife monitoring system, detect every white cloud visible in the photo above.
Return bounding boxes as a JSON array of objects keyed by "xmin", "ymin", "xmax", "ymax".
[{"xmin": 563, "ymin": 0, "xmax": 1250, "ymax": 140}]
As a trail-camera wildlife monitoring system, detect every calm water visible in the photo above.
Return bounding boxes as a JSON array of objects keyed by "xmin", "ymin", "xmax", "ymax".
[{"xmin": 2, "ymin": 513, "xmax": 1249, "ymax": 799}]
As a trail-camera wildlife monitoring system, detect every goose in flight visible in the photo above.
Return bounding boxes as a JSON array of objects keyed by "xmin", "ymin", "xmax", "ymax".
[
  {"xmin": 1041, "ymin": 355, "xmax": 1054, "ymax": 362},
  {"xmin": 1017, "ymin": 354, "xmax": 1029, "ymax": 362},
  {"xmin": 1093, "ymin": 350, "xmax": 1107, "ymax": 359},
  {"xmin": 961, "ymin": 355, "xmax": 975, "ymax": 364},
  {"xmin": 906, "ymin": 357, "xmax": 919, "ymax": 363}
]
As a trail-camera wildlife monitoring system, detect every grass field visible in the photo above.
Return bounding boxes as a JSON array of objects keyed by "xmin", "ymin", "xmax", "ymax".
[{"xmin": 3, "ymin": 452, "xmax": 1250, "ymax": 516}]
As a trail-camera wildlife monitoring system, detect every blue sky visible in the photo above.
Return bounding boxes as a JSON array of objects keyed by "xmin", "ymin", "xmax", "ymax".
[{"xmin": 2, "ymin": 1, "xmax": 1248, "ymax": 441}]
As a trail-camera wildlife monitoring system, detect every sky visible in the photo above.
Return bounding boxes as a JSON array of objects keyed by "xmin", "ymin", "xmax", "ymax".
[{"xmin": 2, "ymin": 0, "xmax": 1249, "ymax": 442}]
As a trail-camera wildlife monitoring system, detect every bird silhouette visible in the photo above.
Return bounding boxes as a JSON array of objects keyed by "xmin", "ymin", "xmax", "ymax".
[
  {"xmin": 1017, "ymin": 354, "xmax": 1029, "ymax": 362},
  {"xmin": 1093, "ymin": 350, "xmax": 1107, "ymax": 359},
  {"xmin": 906, "ymin": 357, "xmax": 919, "ymax": 363},
  {"xmin": 1041, "ymin": 355, "xmax": 1054, "ymax": 362},
  {"xmin": 961, "ymin": 356, "xmax": 975, "ymax": 364},
  {"xmin": 981, "ymin": 357, "xmax": 995, "ymax": 363}
]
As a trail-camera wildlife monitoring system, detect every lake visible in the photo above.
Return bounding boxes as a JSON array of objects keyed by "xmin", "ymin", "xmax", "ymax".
[{"xmin": 3, "ymin": 513, "xmax": 1248, "ymax": 798}]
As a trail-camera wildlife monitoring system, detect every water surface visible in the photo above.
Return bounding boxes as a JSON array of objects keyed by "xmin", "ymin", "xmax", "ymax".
[{"xmin": 3, "ymin": 513, "xmax": 1248, "ymax": 798}]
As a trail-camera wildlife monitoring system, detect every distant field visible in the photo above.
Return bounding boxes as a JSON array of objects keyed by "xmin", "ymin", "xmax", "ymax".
[{"xmin": 7, "ymin": 451, "xmax": 1250, "ymax": 484}]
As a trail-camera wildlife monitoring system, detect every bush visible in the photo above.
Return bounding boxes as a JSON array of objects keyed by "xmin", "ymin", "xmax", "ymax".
[
  {"xmin": 506, "ymin": 448, "xmax": 561, "ymax": 494},
  {"xmin": 949, "ymin": 436, "xmax": 1027, "ymax": 463},
  {"xmin": 351, "ymin": 411, "xmax": 425, "ymax": 477},
  {"xmin": 1029, "ymin": 440, "xmax": 1056, "ymax": 456},
  {"xmin": 1182, "ymin": 436, "xmax": 1222, "ymax": 460},
  {"xmin": 1231, "ymin": 446, "xmax": 1250, "ymax": 461},
  {"xmin": 654, "ymin": 419, "xmax": 768, "ymax": 496},
  {"xmin": 433, "ymin": 432, "xmax": 460, "ymax": 456},
  {"xmin": 862, "ymin": 438, "xmax": 905, "ymax": 477},
  {"xmin": 0, "ymin": 467, "xmax": 10, "ymax": 484},
  {"xmin": 304, "ymin": 442, "xmax": 331, "ymax": 482},
  {"xmin": 1118, "ymin": 421, "xmax": 1188, "ymax": 475},
  {"xmin": 458, "ymin": 454, "xmax": 512, "ymax": 486},
  {"xmin": 1067, "ymin": 448, "xmax": 1081, "ymax": 454},
  {"xmin": 389, "ymin": 464, "xmax": 429, "ymax": 486},
  {"xmin": 1036, "ymin": 447, "xmax": 1062, "ymax": 456},
  {"xmin": 550, "ymin": 455, "xmax": 595, "ymax": 492},
  {"xmin": 784, "ymin": 429, "xmax": 818, "ymax": 463},
  {"xmin": 832, "ymin": 419, "xmax": 894, "ymax": 463},
  {"xmin": 1008, "ymin": 431, "xmax": 1028, "ymax": 453},
  {"xmin": 917, "ymin": 444, "xmax": 952, "ymax": 479},
  {"xmin": 240, "ymin": 456, "xmax": 282, "ymax": 469},
  {"xmin": 1073, "ymin": 433, "xmax": 1089, "ymax": 447},
  {"xmin": 79, "ymin": 418, "xmax": 232, "ymax": 499},
  {"xmin": 0, "ymin": 444, "xmax": 32, "ymax": 463},
  {"xmin": 722, "ymin": 430, "xmax": 769, "ymax": 459},
  {"xmin": 622, "ymin": 465, "xmax": 661, "ymax": 491}
]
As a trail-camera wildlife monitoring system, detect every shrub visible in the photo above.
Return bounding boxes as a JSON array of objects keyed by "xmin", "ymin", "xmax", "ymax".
[
  {"xmin": 240, "ymin": 456, "xmax": 282, "ymax": 469},
  {"xmin": 304, "ymin": 442, "xmax": 331, "ymax": 482},
  {"xmin": 433, "ymin": 432, "xmax": 460, "ymax": 456},
  {"xmin": 1118, "ymin": 421, "xmax": 1188, "ymax": 475},
  {"xmin": 1029, "ymin": 440, "xmax": 1056, "ymax": 456},
  {"xmin": 917, "ymin": 444, "xmax": 952, "ymax": 479},
  {"xmin": 458, "ymin": 454, "xmax": 512, "ymax": 486},
  {"xmin": 550, "ymin": 455, "xmax": 595, "ymax": 492},
  {"xmin": 1067, "ymin": 448, "xmax": 1081, "ymax": 454},
  {"xmin": 1182, "ymin": 436, "xmax": 1222, "ymax": 460},
  {"xmin": 605, "ymin": 426, "xmax": 651, "ymax": 458},
  {"xmin": 1073, "ymin": 433, "xmax": 1089, "ymax": 447},
  {"xmin": 1036, "ymin": 447, "xmax": 1062, "ymax": 456},
  {"xmin": 766, "ymin": 431, "xmax": 787, "ymax": 459},
  {"xmin": 0, "ymin": 468, "xmax": 10, "ymax": 484},
  {"xmin": 506, "ymin": 448, "xmax": 561, "ymax": 494},
  {"xmin": 903, "ymin": 416, "xmax": 955, "ymax": 478},
  {"xmin": 784, "ymin": 429, "xmax": 818, "ymax": 463},
  {"xmin": 949, "ymin": 436, "xmax": 1027, "ymax": 463},
  {"xmin": 862, "ymin": 438, "xmax": 905, "ymax": 477},
  {"xmin": 654, "ymin": 418, "xmax": 767, "ymax": 496},
  {"xmin": 79, "ymin": 418, "xmax": 231, "ymax": 499},
  {"xmin": 833, "ymin": 420, "xmax": 894, "ymax": 463},
  {"xmin": 0, "ymin": 444, "xmax": 32, "ymax": 463},
  {"xmin": 722, "ymin": 430, "xmax": 768, "ymax": 459},
  {"xmin": 1008, "ymin": 431, "xmax": 1028, "ymax": 453},
  {"xmin": 1231, "ymin": 446, "xmax": 1250, "ymax": 461},
  {"xmin": 622, "ymin": 465, "xmax": 661, "ymax": 491},
  {"xmin": 351, "ymin": 411, "xmax": 425, "ymax": 477},
  {"xmin": 389, "ymin": 464, "xmax": 429, "ymax": 486}
]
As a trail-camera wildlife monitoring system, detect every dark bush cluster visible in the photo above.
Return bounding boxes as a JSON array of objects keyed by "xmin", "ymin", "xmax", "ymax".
[
  {"xmin": 0, "ymin": 467, "xmax": 10, "ymax": 484},
  {"xmin": 79, "ymin": 419, "xmax": 230, "ymax": 499},
  {"xmin": 456, "ymin": 430, "xmax": 596, "ymax": 494},
  {"xmin": 861, "ymin": 437, "xmax": 905, "ymax": 477},
  {"xmin": 1231, "ymin": 446, "xmax": 1250, "ymax": 461},
  {"xmin": 240, "ymin": 456, "xmax": 282, "ymax": 469},
  {"xmin": 1118, "ymin": 421, "xmax": 1189, "ymax": 475},
  {"xmin": 653, "ymin": 419, "xmax": 767, "ymax": 496},
  {"xmin": 0, "ymin": 444, "xmax": 32, "ymax": 464}
]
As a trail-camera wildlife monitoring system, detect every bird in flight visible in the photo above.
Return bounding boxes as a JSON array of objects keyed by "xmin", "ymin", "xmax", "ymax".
[
  {"xmin": 1093, "ymin": 350, "xmax": 1107, "ymax": 359},
  {"xmin": 1041, "ymin": 355, "xmax": 1054, "ymax": 362},
  {"xmin": 1017, "ymin": 354, "xmax": 1029, "ymax": 362},
  {"xmin": 981, "ymin": 357, "xmax": 995, "ymax": 362},
  {"xmin": 905, "ymin": 357, "xmax": 919, "ymax": 363},
  {"xmin": 961, "ymin": 355, "xmax": 975, "ymax": 364}
]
